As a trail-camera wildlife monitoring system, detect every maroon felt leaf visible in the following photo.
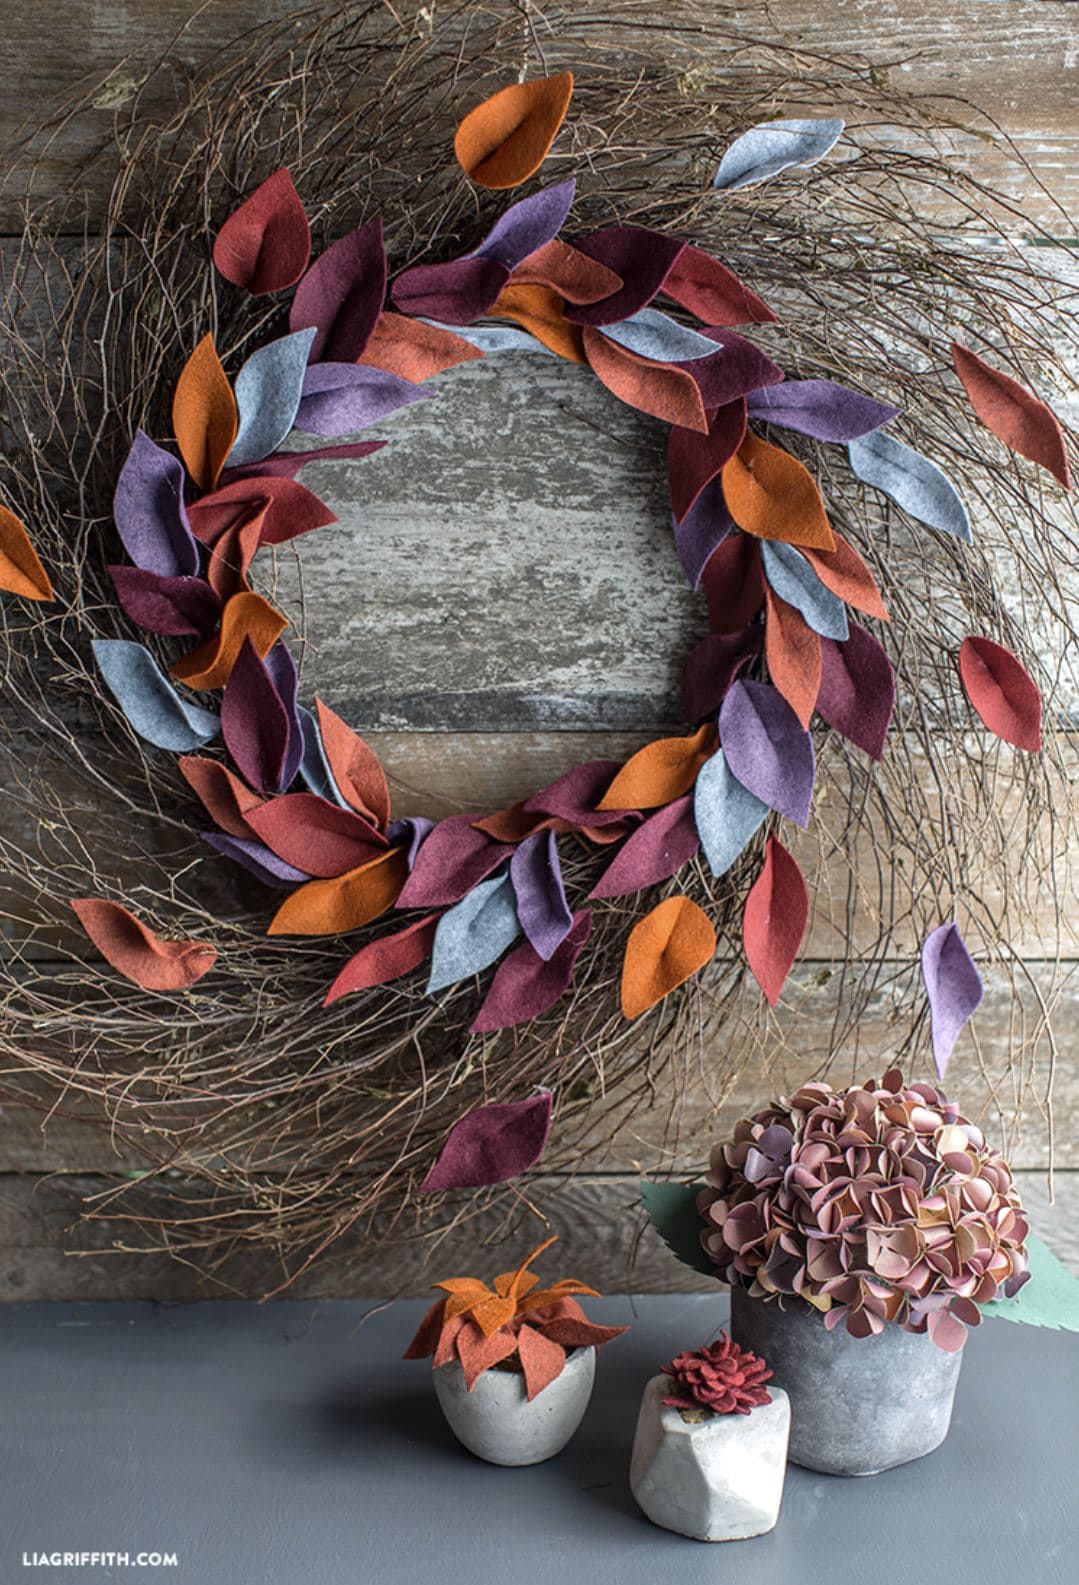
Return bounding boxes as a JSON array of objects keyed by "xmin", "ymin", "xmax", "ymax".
[
  {"xmin": 952, "ymin": 342, "xmax": 1071, "ymax": 490},
  {"xmin": 958, "ymin": 636, "xmax": 1043, "ymax": 752},
  {"xmin": 564, "ymin": 227, "xmax": 686, "ymax": 327},
  {"xmin": 289, "ymin": 217, "xmax": 387, "ymax": 363},
  {"xmin": 669, "ymin": 400, "xmax": 747, "ymax": 525},
  {"xmin": 323, "ymin": 913, "xmax": 441, "ymax": 1006},
  {"xmin": 588, "ymin": 798, "xmax": 699, "ymax": 900},
  {"xmin": 212, "ymin": 168, "xmax": 311, "ymax": 295},
  {"xmin": 419, "ymin": 1091, "xmax": 554, "ymax": 1191},
  {"xmin": 660, "ymin": 244, "xmax": 776, "ymax": 326},
  {"xmin": 108, "ymin": 566, "xmax": 221, "ymax": 638},
  {"xmin": 700, "ymin": 534, "xmax": 765, "ymax": 632},
  {"xmin": 219, "ymin": 440, "xmax": 387, "ymax": 485},
  {"xmin": 246, "ymin": 792, "xmax": 388, "ymax": 878},
  {"xmin": 390, "ymin": 255, "xmax": 511, "ymax": 325},
  {"xmin": 817, "ymin": 623, "xmax": 896, "ymax": 760},
  {"xmin": 470, "ymin": 910, "xmax": 593, "ymax": 1032},
  {"xmin": 187, "ymin": 477, "xmax": 337, "ymax": 548},
  {"xmin": 682, "ymin": 628, "xmax": 763, "ymax": 722},
  {"xmin": 676, "ymin": 329, "xmax": 785, "ymax": 410},
  {"xmin": 521, "ymin": 760, "xmax": 628, "ymax": 828},
  {"xmin": 179, "ymin": 754, "xmax": 264, "ymax": 838},
  {"xmin": 743, "ymin": 834, "xmax": 808, "ymax": 1006},
  {"xmin": 395, "ymin": 814, "xmax": 514, "ymax": 909},
  {"xmin": 221, "ymin": 637, "xmax": 291, "ymax": 794}
]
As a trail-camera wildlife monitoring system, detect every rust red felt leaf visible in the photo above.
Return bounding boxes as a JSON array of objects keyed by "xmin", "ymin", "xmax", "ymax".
[
  {"xmin": 621, "ymin": 894, "xmax": 716, "ymax": 1020},
  {"xmin": 420, "ymin": 1091, "xmax": 554, "ymax": 1191},
  {"xmin": 0, "ymin": 504, "xmax": 54, "ymax": 601},
  {"xmin": 764, "ymin": 586, "xmax": 822, "ymax": 729},
  {"xmin": 267, "ymin": 847, "xmax": 409, "ymax": 936},
  {"xmin": 952, "ymin": 342, "xmax": 1071, "ymax": 490},
  {"xmin": 597, "ymin": 724, "xmax": 715, "ymax": 811},
  {"xmin": 801, "ymin": 531, "xmax": 889, "ymax": 621},
  {"xmin": 360, "ymin": 312, "xmax": 483, "ymax": 382},
  {"xmin": 958, "ymin": 636, "xmax": 1043, "ymax": 752},
  {"xmin": 660, "ymin": 244, "xmax": 776, "ymax": 326},
  {"xmin": 178, "ymin": 755, "xmax": 264, "ymax": 838},
  {"xmin": 511, "ymin": 238, "xmax": 621, "ymax": 304},
  {"xmin": 212, "ymin": 168, "xmax": 311, "ymax": 295},
  {"xmin": 187, "ymin": 477, "xmax": 337, "ymax": 548},
  {"xmin": 71, "ymin": 898, "xmax": 217, "ymax": 990},
  {"xmin": 722, "ymin": 433, "xmax": 835, "ymax": 551},
  {"xmin": 172, "ymin": 334, "xmax": 238, "ymax": 492},
  {"xmin": 516, "ymin": 1324, "xmax": 567, "ymax": 1401},
  {"xmin": 323, "ymin": 913, "xmax": 441, "ymax": 1005},
  {"xmin": 742, "ymin": 834, "xmax": 808, "ymax": 1007},
  {"xmin": 314, "ymin": 698, "xmax": 391, "ymax": 829},
  {"xmin": 582, "ymin": 328, "xmax": 709, "ymax": 433},
  {"xmin": 454, "ymin": 72, "xmax": 574, "ymax": 190},
  {"xmin": 247, "ymin": 793, "xmax": 388, "ymax": 877}
]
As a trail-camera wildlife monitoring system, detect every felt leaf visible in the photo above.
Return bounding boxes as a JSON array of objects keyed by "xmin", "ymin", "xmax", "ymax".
[
  {"xmin": 660, "ymin": 245, "xmax": 776, "ymax": 326},
  {"xmin": 681, "ymin": 628, "xmax": 762, "ymax": 723},
  {"xmin": 491, "ymin": 283, "xmax": 585, "ymax": 363},
  {"xmin": 621, "ymin": 894, "xmax": 716, "ymax": 1020},
  {"xmin": 107, "ymin": 566, "xmax": 220, "ymax": 638},
  {"xmin": 290, "ymin": 218, "xmax": 387, "ymax": 363},
  {"xmin": 267, "ymin": 847, "xmax": 408, "ymax": 936},
  {"xmin": 323, "ymin": 914, "xmax": 441, "ymax": 1005},
  {"xmin": 673, "ymin": 480, "xmax": 735, "ymax": 591},
  {"xmin": 178, "ymin": 754, "xmax": 264, "ymax": 838},
  {"xmin": 921, "ymin": 921, "xmax": 984, "ymax": 1079},
  {"xmin": 722, "ymin": 433, "xmax": 835, "ymax": 551},
  {"xmin": 534, "ymin": 1315, "xmax": 628, "ymax": 1348},
  {"xmin": 172, "ymin": 334, "xmax": 238, "ymax": 492},
  {"xmin": 473, "ymin": 180, "xmax": 576, "ymax": 268},
  {"xmin": 430, "ymin": 321, "xmax": 553, "ymax": 356},
  {"xmin": 220, "ymin": 638, "xmax": 290, "ymax": 794},
  {"xmin": 402, "ymin": 1298, "xmax": 446, "ymax": 1360},
  {"xmin": 952, "ymin": 343, "xmax": 1070, "ymax": 489},
  {"xmin": 454, "ymin": 72, "xmax": 574, "ymax": 190},
  {"xmin": 247, "ymin": 793, "xmax": 387, "ymax": 878},
  {"xmin": 640, "ymin": 1179, "xmax": 714, "ymax": 1277},
  {"xmin": 817, "ymin": 623, "xmax": 896, "ymax": 761},
  {"xmin": 748, "ymin": 379, "xmax": 898, "ymax": 442},
  {"xmin": 713, "ymin": 117, "xmax": 845, "ymax": 191},
  {"xmin": 516, "ymin": 1325, "xmax": 567, "ymax": 1401},
  {"xmin": 522, "ymin": 760, "xmax": 629, "ymax": 829},
  {"xmin": 113, "ymin": 430, "xmax": 198, "ymax": 578},
  {"xmin": 0, "ymin": 504, "xmax": 53, "ymax": 602},
  {"xmin": 848, "ymin": 430, "xmax": 971, "ymax": 541},
  {"xmin": 800, "ymin": 531, "xmax": 889, "ymax": 622},
  {"xmin": 93, "ymin": 639, "xmax": 219, "ymax": 751},
  {"xmin": 720, "ymin": 678, "xmax": 815, "ymax": 827},
  {"xmin": 425, "ymin": 872, "xmax": 521, "ymax": 993},
  {"xmin": 763, "ymin": 587, "xmax": 822, "ymax": 729},
  {"xmin": 220, "ymin": 440, "xmax": 387, "ymax": 484},
  {"xmin": 295, "ymin": 363, "xmax": 430, "ymax": 437},
  {"xmin": 760, "ymin": 541, "xmax": 849, "ymax": 640},
  {"xmin": 589, "ymin": 796, "xmax": 699, "ymax": 900},
  {"xmin": 212, "ymin": 168, "xmax": 311, "ymax": 294},
  {"xmin": 202, "ymin": 831, "xmax": 310, "ymax": 888},
  {"xmin": 314, "ymin": 698, "xmax": 390, "ymax": 828},
  {"xmin": 470, "ymin": 911, "xmax": 592, "ymax": 1032},
  {"xmin": 582, "ymin": 326, "xmax": 707, "ymax": 432},
  {"xmin": 170, "ymin": 592, "xmax": 287, "ymax": 691},
  {"xmin": 264, "ymin": 641, "xmax": 303, "ymax": 791},
  {"xmin": 565, "ymin": 228, "xmax": 686, "ymax": 328},
  {"xmin": 296, "ymin": 703, "xmax": 347, "ymax": 806},
  {"xmin": 597, "ymin": 724, "xmax": 715, "ymax": 811},
  {"xmin": 391, "ymin": 256, "xmax": 511, "ymax": 326},
  {"xmin": 386, "ymin": 815, "xmax": 436, "ymax": 871},
  {"xmin": 418, "ymin": 1096, "xmax": 551, "ymax": 1191},
  {"xmin": 700, "ymin": 533, "xmax": 765, "ymax": 632},
  {"xmin": 512, "ymin": 238, "xmax": 622, "ymax": 304},
  {"xmin": 204, "ymin": 513, "xmax": 264, "ymax": 602},
  {"xmin": 71, "ymin": 898, "xmax": 216, "ymax": 990},
  {"xmin": 472, "ymin": 805, "xmax": 563, "ymax": 843},
  {"xmin": 668, "ymin": 402, "xmax": 747, "ymax": 528},
  {"xmin": 743, "ymin": 834, "xmax": 808, "ymax": 1005},
  {"xmin": 228, "ymin": 329, "xmax": 318, "ymax": 467},
  {"xmin": 693, "ymin": 747, "xmax": 769, "ymax": 877},
  {"xmin": 602, "ymin": 307, "xmax": 726, "ymax": 363},
  {"xmin": 360, "ymin": 312, "xmax": 483, "ymax": 382},
  {"xmin": 457, "ymin": 1323, "xmax": 522, "ymax": 1388},
  {"xmin": 510, "ymin": 829, "xmax": 572, "ymax": 960},
  {"xmin": 980, "ymin": 1234, "xmax": 1079, "ymax": 1332},
  {"xmin": 959, "ymin": 636, "xmax": 1043, "ymax": 752},
  {"xmin": 187, "ymin": 476, "xmax": 337, "ymax": 549},
  {"xmin": 395, "ymin": 814, "xmax": 514, "ymax": 909},
  {"xmin": 673, "ymin": 329, "xmax": 785, "ymax": 412}
]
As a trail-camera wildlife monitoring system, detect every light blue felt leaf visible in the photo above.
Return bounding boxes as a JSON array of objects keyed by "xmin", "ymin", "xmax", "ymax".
[
  {"xmin": 229, "ymin": 328, "xmax": 317, "ymax": 467},
  {"xmin": 92, "ymin": 639, "xmax": 219, "ymax": 752},
  {"xmin": 296, "ymin": 704, "xmax": 349, "ymax": 807},
  {"xmin": 426, "ymin": 871, "xmax": 521, "ymax": 994},
  {"xmin": 921, "ymin": 921, "xmax": 984, "ymax": 1079},
  {"xmin": 602, "ymin": 307, "xmax": 725, "ymax": 363},
  {"xmin": 423, "ymin": 320, "xmax": 556, "ymax": 357},
  {"xmin": 713, "ymin": 117, "xmax": 845, "ymax": 191},
  {"xmin": 980, "ymin": 1234, "xmax": 1079, "ymax": 1332},
  {"xmin": 848, "ymin": 430, "xmax": 972, "ymax": 542},
  {"xmin": 693, "ymin": 747, "xmax": 769, "ymax": 876},
  {"xmin": 760, "ymin": 541, "xmax": 850, "ymax": 640}
]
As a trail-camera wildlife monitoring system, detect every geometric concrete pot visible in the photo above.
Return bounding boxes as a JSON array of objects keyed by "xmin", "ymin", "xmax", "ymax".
[
  {"xmin": 630, "ymin": 1375, "xmax": 790, "ymax": 1541},
  {"xmin": 433, "ymin": 1345, "xmax": 596, "ymax": 1467},
  {"xmin": 730, "ymin": 1285, "xmax": 964, "ymax": 1477}
]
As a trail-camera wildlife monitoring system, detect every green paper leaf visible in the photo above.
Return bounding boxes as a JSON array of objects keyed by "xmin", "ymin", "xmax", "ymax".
[
  {"xmin": 980, "ymin": 1234, "xmax": 1079, "ymax": 1332},
  {"xmin": 640, "ymin": 1179, "xmax": 713, "ymax": 1277}
]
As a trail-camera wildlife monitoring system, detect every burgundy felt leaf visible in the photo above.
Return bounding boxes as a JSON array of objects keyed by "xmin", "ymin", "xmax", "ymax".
[
  {"xmin": 661, "ymin": 244, "xmax": 776, "ymax": 325},
  {"xmin": 246, "ymin": 793, "xmax": 387, "ymax": 878},
  {"xmin": 700, "ymin": 534, "xmax": 765, "ymax": 632},
  {"xmin": 921, "ymin": 921, "xmax": 984, "ymax": 1080},
  {"xmin": 719, "ymin": 678, "xmax": 815, "ymax": 827},
  {"xmin": 108, "ymin": 566, "xmax": 220, "ymax": 638},
  {"xmin": 521, "ymin": 760, "xmax": 629, "ymax": 828},
  {"xmin": 71, "ymin": 898, "xmax": 217, "ymax": 990},
  {"xmin": 263, "ymin": 641, "xmax": 304, "ymax": 792},
  {"xmin": 290, "ymin": 217, "xmax": 387, "ymax": 363},
  {"xmin": 470, "ymin": 910, "xmax": 593, "ymax": 1032},
  {"xmin": 420, "ymin": 1091, "xmax": 554, "ymax": 1191},
  {"xmin": 390, "ymin": 255, "xmax": 511, "ymax": 325},
  {"xmin": 958, "ymin": 636, "xmax": 1043, "ymax": 752},
  {"xmin": 395, "ymin": 814, "xmax": 514, "ymax": 909},
  {"xmin": 681, "ymin": 627, "xmax": 763, "ymax": 722},
  {"xmin": 817, "ymin": 623, "xmax": 896, "ymax": 760},
  {"xmin": 669, "ymin": 401, "xmax": 747, "ymax": 527},
  {"xmin": 952, "ymin": 342, "xmax": 1071, "ymax": 489},
  {"xmin": 323, "ymin": 913, "xmax": 441, "ymax": 1005},
  {"xmin": 589, "ymin": 796, "xmax": 699, "ymax": 900},
  {"xmin": 221, "ymin": 637, "xmax": 291, "ymax": 794},
  {"xmin": 186, "ymin": 476, "xmax": 337, "ymax": 548},
  {"xmin": 220, "ymin": 440, "xmax": 387, "ymax": 485},
  {"xmin": 676, "ymin": 329, "xmax": 785, "ymax": 411},
  {"xmin": 509, "ymin": 829, "xmax": 573, "ymax": 960},
  {"xmin": 742, "ymin": 834, "xmax": 808, "ymax": 1006},
  {"xmin": 213, "ymin": 168, "xmax": 311, "ymax": 295},
  {"xmin": 564, "ymin": 227, "xmax": 686, "ymax": 327}
]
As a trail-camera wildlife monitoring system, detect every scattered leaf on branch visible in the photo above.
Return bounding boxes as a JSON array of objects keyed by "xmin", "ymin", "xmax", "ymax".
[
  {"xmin": 169, "ymin": 592, "xmax": 287, "ymax": 691},
  {"xmin": 958, "ymin": 636, "xmax": 1043, "ymax": 752},
  {"xmin": 454, "ymin": 72, "xmax": 574, "ymax": 190},
  {"xmin": 952, "ymin": 342, "xmax": 1070, "ymax": 489},
  {"xmin": 212, "ymin": 168, "xmax": 311, "ymax": 295},
  {"xmin": 0, "ymin": 504, "xmax": 54, "ymax": 601},
  {"xmin": 713, "ymin": 117, "xmax": 845, "ymax": 191},
  {"xmin": 848, "ymin": 429, "xmax": 971, "ymax": 541},
  {"xmin": 228, "ymin": 328, "xmax": 317, "ymax": 467},
  {"xmin": 921, "ymin": 921, "xmax": 983, "ymax": 1079},
  {"xmin": 742, "ymin": 835, "xmax": 808, "ymax": 1005},
  {"xmin": 71, "ymin": 898, "xmax": 216, "ymax": 990},
  {"xmin": 323, "ymin": 913, "xmax": 441, "ymax": 1005}
]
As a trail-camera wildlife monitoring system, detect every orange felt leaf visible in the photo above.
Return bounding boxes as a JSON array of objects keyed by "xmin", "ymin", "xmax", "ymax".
[
  {"xmin": 454, "ymin": 72, "xmax": 574, "ymax": 190},
  {"xmin": 172, "ymin": 334, "xmax": 238, "ymax": 492},
  {"xmin": 620, "ymin": 894, "xmax": 717, "ymax": 1020},
  {"xmin": 801, "ymin": 531, "xmax": 889, "ymax": 621},
  {"xmin": 596, "ymin": 724, "xmax": 715, "ymax": 811},
  {"xmin": 516, "ymin": 1323, "xmax": 567, "ymax": 1401},
  {"xmin": 71, "ymin": 898, "xmax": 216, "ymax": 991},
  {"xmin": 493, "ymin": 1268, "xmax": 541, "ymax": 1301},
  {"xmin": 314, "ymin": 698, "xmax": 391, "ymax": 829},
  {"xmin": 437, "ymin": 1276, "xmax": 493, "ymax": 1320},
  {"xmin": 267, "ymin": 846, "xmax": 408, "ymax": 937},
  {"xmin": 468, "ymin": 1293, "xmax": 518, "ymax": 1339},
  {"xmin": 170, "ymin": 592, "xmax": 287, "ymax": 691},
  {"xmin": 722, "ymin": 433, "xmax": 835, "ymax": 550},
  {"xmin": 517, "ymin": 1280, "xmax": 598, "ymax": 1314},
  {"xmin": 178, "ymin": 754, "xmax": 264, "ymax": 838},
  {"xmin": 764, "ymin": 586, "xmax": 822, "ymax": 729},
  {"xmin": 582, "ymin": 326, "xmax": 709, "ymax": 433},
  {"xmin": 952, "ymin": 342, "xmax": 1071, "ymax": 490},
  {"xmin": 743, "ymin": 834, "xmax": 808, "ymax": 1007},
  {"xmin": 491, "ymin": 283, "xmax": 585, "ymax": 363},
  {"xmin": 361, "ymin": 311, "xmax": 483, "ymax": 382},
  {"xmin": 500, "ymin": 1236, "xmax": 557, "ymax": 1300},
  {"xmin": 511, "ymin": 239, "xmax": 622, "ymax": 305},
  {"xmin": 0, "ymin": 504, "xmax": 54, "ymax": 601}
]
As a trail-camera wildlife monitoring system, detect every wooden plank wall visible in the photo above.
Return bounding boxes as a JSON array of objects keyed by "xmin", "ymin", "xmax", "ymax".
[{"xmin": 1, "ymin": 0, "xmax": 1077, "ymax": 1299}]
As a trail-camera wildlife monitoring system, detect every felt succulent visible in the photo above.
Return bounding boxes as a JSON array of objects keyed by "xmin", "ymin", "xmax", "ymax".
[
  {"xmin": 661, "ymin": 1331, "xmax": 772, "ymax": 1416},
  {"xmin": 404, "ymin": 1235, "xmax": 628, "ymax": 1398},
  {"xmin": 697, "ymin": 1068, "xmax": 1030, "ymax": 1352}
]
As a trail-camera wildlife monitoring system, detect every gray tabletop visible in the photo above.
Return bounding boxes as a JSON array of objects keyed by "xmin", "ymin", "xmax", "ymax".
[{"xmin": 1, "ymin": 1294, "xmax": 1075, "ymax": 1585}]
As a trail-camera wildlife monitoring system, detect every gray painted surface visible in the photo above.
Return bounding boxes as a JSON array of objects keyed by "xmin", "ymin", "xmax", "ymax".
[{"xmin": 1, "ymin": 1294, "xmax": 1076, "ymax": 1585}]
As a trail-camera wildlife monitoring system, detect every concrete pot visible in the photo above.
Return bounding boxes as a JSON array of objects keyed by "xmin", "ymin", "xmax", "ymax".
[
  {"xmin": 730, "ymin": 1285, "xmax": 964, "ymax": 1476},
  {"xmin": 433, "ymin": 1346, "xmax": 595, "ymax": 1466},
  {"xmin": 630, "ymin": 1376, "xmax": 790, "ymax": 1542}
]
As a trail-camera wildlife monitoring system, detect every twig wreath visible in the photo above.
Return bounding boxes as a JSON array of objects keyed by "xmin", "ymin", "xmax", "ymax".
[{"xmin": 1, "ymin": 3, "xmax": 1076, "ymax": 1292}]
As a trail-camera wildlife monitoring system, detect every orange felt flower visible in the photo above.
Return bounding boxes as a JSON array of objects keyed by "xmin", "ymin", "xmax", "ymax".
[
  {"xmin": 454, "ymin": 72, "xmax": 574, "ymax": 190},
  {"xmin": 722, "ymin": 433, "xmax": 835, "ymax": 551}
]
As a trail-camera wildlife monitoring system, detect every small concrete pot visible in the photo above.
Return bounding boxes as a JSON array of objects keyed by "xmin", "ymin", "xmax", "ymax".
[
  {"xmin": 433, "ymin": 1346, "xmax": 595, "ymax": 1466},
  {"xmin": 730, "ymin": 1285, "xmax": 964, "ymax": 1476},
  {"xmin": 630, "ymin": 1376, "xmax": 790, "ymax": 1542}
]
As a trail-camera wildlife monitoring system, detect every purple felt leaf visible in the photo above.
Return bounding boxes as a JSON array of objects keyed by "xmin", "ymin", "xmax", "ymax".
[
  {"xmin": 420, "ymin": 1091, "xmax": 554, "ymax": 1191},
  {"xmin": 470, "ymin": 912, "xmax": 593, "ymax": 1033},
  {"xmin": 289, "ymin": 218, "xmax": 387, "ymax": 363},
  {"xmin": 719, "ymin": 678, "xmax": 815, "ymax": 827},
  {"xmin": 521, "ymin": 760, "xmax": 627, "ymax": 827},
  {"xmin": 390, "ymin": 256, "xmax": 511, "ymax": 326},
  {"xmin": 564, "ymin": 227, "xmax": 686, "ymax": 327},
  {"xmin": 510, "ymin": 829, "xmax": 573, "ymax": 960},
  {"xmin": 677, "ymin": 329, "xmax": 785, "ymax": 409},
  {"xmin": 588, "ymin": 796, "xmax": 699, "ymax": 900},
  {"xmin": 201, "ymin": 831, "xmax": 311, "ymax": 888},
  {"xmin": 108, "ymin": 565, "xmax": 220, "ymax": 638},
  {"xmin": 264, "ymin": 640, "xmax": 303, "ymax": 790},
  {"xmin": 674, "ymin": 475, "xmax": 736, "ymax": 588},
  {"xmin": 221, "ymin": 637, "xmax": 291, "ymax": 794},
  {"xmin": 817, "ymin": 623, "xmax": 896, "ymax": 761},
  {"xmin": 294, "ymin": 365, "xmax": 430, "ymax": 437},
  {"xmin": 472, "ymin": 180, "xmax": 576, "ymax": 269},
  {"xmin": 748, "ymin": 379, "xmax": 899, "ymax": 442},
  {"xmin": 387, "ymin": 816, "xmax": 436, "ymax": 872},
  {"xmin": 113, "ymin": 430, "xmax": 199, "ymax": 577},
  {"xmin": 921, "ymin": 922, "xmax": 984, "ymax": 1079},
  {"xmin": 682, "ymin": 628, "xmax": 763, "ymax": 722},
  {"xmin": 395, "ymin": 813, "xmax": 514, "ymax": 909},
  {"xmin": 220, "ymin": 440, "xmax": 388, "ymax": 485}
]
